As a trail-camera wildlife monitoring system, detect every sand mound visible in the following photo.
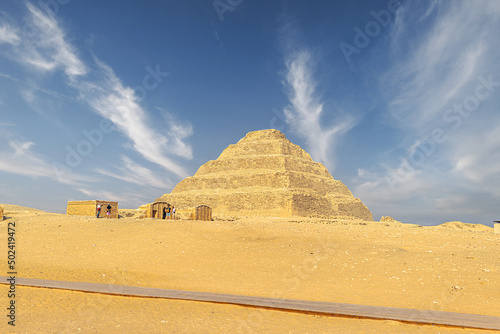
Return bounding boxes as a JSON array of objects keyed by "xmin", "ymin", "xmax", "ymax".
[
  {"xmin": 156, "ymin": 129, "xmax": 372, "ymax": 220},
  {"xmin": 379, "ymin": 216, "xmax": 402, "ymax": 224},
  {"xmin": 0, "ymin": 203, "xmax": 45, "ymax": 214},
  {"xmin": 118, "ymin": 209, "xmax": 146, "ymax": 219},
  {"xmin": 438, "ymin": 221, "xmax": 492, "ymax": 231}
]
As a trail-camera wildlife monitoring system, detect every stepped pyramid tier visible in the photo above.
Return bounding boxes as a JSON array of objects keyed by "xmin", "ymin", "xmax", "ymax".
[{"xmin": 156, "ymin": 129, "xmax": 372, "ymax": 220}]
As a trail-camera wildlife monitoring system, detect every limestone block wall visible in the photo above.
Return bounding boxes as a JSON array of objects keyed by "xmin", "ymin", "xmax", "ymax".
[
  {"xmin": 330, "ymin": 196, "xmax": 373, "ymax": 221},
  {"xmin": 195, "ymin": 156, "xmax": 286, "ymax": 176},
  {"xmin": 174, "ymin": 171, "xmax": 290, "ymax": 192},
  {"xmin": 291, "ymin": 192, "xmax": 334, "ymax": 218},
  {"xmin": 175, "ymin": 207, "xmax": 193, "ymax": 220},
  {"xmin": 0, "ymin": 205, "xmax": 4, "ymax": 220},
  {"xmin": 192, "ymin": 156, "xmax": 331, "ymax": 179},
  {"xmin": 283, "ymin": 157, "xmax": 331, "ymax": 177},
  {"xmin": 159, "ymin": 190, "xmax": 294, "ymax": 218},
  {"xmin": 287, "ymin": 173, "xmax": 352, "ymax": 196},
  {"xmin": 218, "ymin": 140, "xmax": 311, "ymax": 160},
  {"xmin": 67, "ymin": 200, "xmax": 118, "ymax": 218}
]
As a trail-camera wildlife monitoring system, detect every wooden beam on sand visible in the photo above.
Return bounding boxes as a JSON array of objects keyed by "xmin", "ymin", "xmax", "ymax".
[{"xmin": 2, "ymin": 276, "xmax": 499, "ymax": 330}]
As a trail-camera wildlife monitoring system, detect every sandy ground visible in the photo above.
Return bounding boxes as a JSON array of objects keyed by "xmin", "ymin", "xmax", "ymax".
[{"xmin": 0, "ymin": 204, "xmax": 499, "ymax": 333}]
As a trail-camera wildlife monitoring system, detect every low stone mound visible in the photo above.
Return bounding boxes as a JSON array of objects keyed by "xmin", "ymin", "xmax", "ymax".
[
  {"xmin": 380, "ymin": 216, "xmax": 402, "ymax": 224},
  {"xmin": 118, "ymin": 209, "xmax": 146, "ymax": 219},
  {"xmin": 0, "ymin": 204, "xmax": 45, "ymax": 214},
  {"xmin": 438, "ymin": 221, "xmax": 492, "ymax": 231}
]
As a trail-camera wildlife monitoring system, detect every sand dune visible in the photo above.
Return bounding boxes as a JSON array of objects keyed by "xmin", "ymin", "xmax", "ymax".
[
  {"xmin": 1, "ymin": 203, "xmax": 45, "ymax": 214},
  {"xmin": 438, "ymin": 221, "xmax": 492, "ymax": 231}
]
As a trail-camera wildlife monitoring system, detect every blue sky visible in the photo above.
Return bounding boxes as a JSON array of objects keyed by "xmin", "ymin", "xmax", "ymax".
[{"xmin": 1, "ymin": 0, "xmax": 500, "ymax": 226}]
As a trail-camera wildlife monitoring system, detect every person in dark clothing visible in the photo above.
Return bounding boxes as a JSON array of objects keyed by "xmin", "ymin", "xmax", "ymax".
[
  {"xmin": 107, "ymin": 203, "xmax": 111, "ymax": 219},
  {"xmin": 162, "ymin": 207, "xmax": 167, "ymax": 219}
]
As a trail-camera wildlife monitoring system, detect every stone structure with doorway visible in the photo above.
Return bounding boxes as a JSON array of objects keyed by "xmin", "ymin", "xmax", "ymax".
[
  {"xmin": 67, "ymin": 200, "xmax": 118, "ymax": 218},
  {"xmin": 147, "ymin": 201, "xmax": 172, "ymax": 219},
  {"xmin": 194, "ymin": 205, "xmax": 212, "ymax": 221}
]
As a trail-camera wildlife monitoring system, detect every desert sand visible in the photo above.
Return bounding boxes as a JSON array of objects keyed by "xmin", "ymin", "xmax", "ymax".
[{"xmin": 0, "ymin": 204, "xmax": 499, "ymax": 333}]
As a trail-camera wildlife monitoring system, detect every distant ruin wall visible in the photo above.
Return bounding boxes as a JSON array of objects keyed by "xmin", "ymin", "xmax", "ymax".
[
  {"xmin": 0, "ymin": 206, "xmax": 3, "ymax": 220},
  {"xmin": 67, "ymin": 200, "xmax": 118, "ymax": 218}
]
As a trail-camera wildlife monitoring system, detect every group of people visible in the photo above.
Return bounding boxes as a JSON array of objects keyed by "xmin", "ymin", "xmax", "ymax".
[
  {"xmin": 96, "ymin": 203, "xmax": 112, "ymax": 219},
  {"xmin": 162, "ymin": 206, "xmax": 175, "ymax": 219},
  {"xmin": 96, "ymin": 203, "xmax": 175, "ymax": 219}
]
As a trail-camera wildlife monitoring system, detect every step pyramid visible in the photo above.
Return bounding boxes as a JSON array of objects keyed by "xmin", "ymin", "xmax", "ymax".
[{"xmin": 156, "ymin": 129, "xmax": 372, "ymax": 220}]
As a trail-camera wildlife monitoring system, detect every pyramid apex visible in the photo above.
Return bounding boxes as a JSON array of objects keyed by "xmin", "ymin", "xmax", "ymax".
[{"xmin": 238, "ymin": 129, "xmax": 286, "ymax": 143}]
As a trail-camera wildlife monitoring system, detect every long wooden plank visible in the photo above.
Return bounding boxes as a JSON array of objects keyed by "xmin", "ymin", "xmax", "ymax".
[{"xmin": 1, "ymin": 276, "xmax": 499, "ymax": 330}]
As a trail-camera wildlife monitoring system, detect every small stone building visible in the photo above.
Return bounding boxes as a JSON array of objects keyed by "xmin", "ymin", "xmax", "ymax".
[
  {"xmin": 147, "ymin": 201, "xmax": 172, "ymax": 219},
  {"xmin": 67, "ymin": 200, "xmax": 118, "ymax": 218},
  {"xmin": 194, "ymin": 205, "xmax": 212, "ymax": 221},
  {"xmin": 0, "ymin": 205, "xmax": 4, "ymax": 220}
]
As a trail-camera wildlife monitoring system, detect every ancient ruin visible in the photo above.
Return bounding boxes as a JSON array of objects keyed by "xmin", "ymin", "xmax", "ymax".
[
  {"xmin": 155, "ymin": 129, "xmax": 372, "ymax": 220},
  {"xmin": 67, "ymin": 200, "xmax": 119, "ymax": 218},
  {"xmin": 194, "ymin": 205, "xmax": 212, "ymax": 221},
  {"xmin": 147, "ymin": 201, "xmax": 172, "ymax": 219}
]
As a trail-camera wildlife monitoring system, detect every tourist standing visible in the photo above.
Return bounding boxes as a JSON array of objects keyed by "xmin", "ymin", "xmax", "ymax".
[
  {"xmin": 166, "ymin": 206, "xmax": 171, "ymax": 219},
  {"xmin": 96, "ymin": 204, "xmax": 101, "ymax": 218},
  {"xmin": 107, "ymin": 203, "xmax": 111, "ymax": 219},
  {"xmin": 172, "ymin": 207, "xmax": 176, "ymax": 220},
  {"xmin": 162, "ymin": 207, "xmax": 167, "ymax": 219}
]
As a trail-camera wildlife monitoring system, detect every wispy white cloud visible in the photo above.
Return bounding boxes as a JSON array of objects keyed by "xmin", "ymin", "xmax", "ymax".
[
  {"xmin": 0, "ymin": 140, "xmax": 94, "ymax": 186},
  {"xmin": 354, "ymin": 0, "xmax": 500, "ymax": 222},
  {"xmin": 0, "ymin": 24, "xmax": 20, "ymax": 45},
  {"xmin": 451, "ymin": 125, "xmax": 500, "ymax": 195},
  {"xmin": 78, "ymin": 59, "xmax": 192, "ymax": 178},
  {"xmin": 0, "ymin": 4, "xmax": 87, "ymax": 77},
  {"xmin": 96, "ymin": 155, "xmax": 174, "ymax": 189},
  {"xmin": 383, "ymin": 1, "xmax": 498, "ymax": 130},
  {"xmin": 76, "ymin": 188, "xmax": 128, "ymax": 203},
  {"xmin": 75, "ymin": 187, "xmax": 151, "ymax": 209},
  {"xmin": 156, "ymin": 107, "xmax": 193, "ymax": 159},
  {"xmin": 23, "ymin": 3, "xmax": 87, "ymax": 77},
  {"xmin": 420, "ymin": 0, "xmax": 439, "ymax": 20},
  {"xmin": 282, "ymin": 50, "xmax": 354, "ymax": 169},
  {"xmin": 0, "ymin": 2, "xmax": 193, "ymax": 181},
  {"xmin": 0, "ymin": 71, "xmax": 20, "ymax": 82}
]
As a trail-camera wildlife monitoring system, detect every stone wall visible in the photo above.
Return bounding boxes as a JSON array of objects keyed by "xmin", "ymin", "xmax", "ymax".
[
  {"xmin": 0, "ymin": 205, "xmax": 3, "ymax": 220},
  {"xmin": 67, "ymin": 200, "xmax": 118, "ymax": 218}
]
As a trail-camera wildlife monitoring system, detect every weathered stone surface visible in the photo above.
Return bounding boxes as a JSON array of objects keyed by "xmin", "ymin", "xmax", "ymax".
[
  {"xmin": 67, "ymin": 200, "xmax": 119, "ymax": 218},
  {"xmin": 157, "ymin": 129, "xmax": 372, "ymax": 220}
]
